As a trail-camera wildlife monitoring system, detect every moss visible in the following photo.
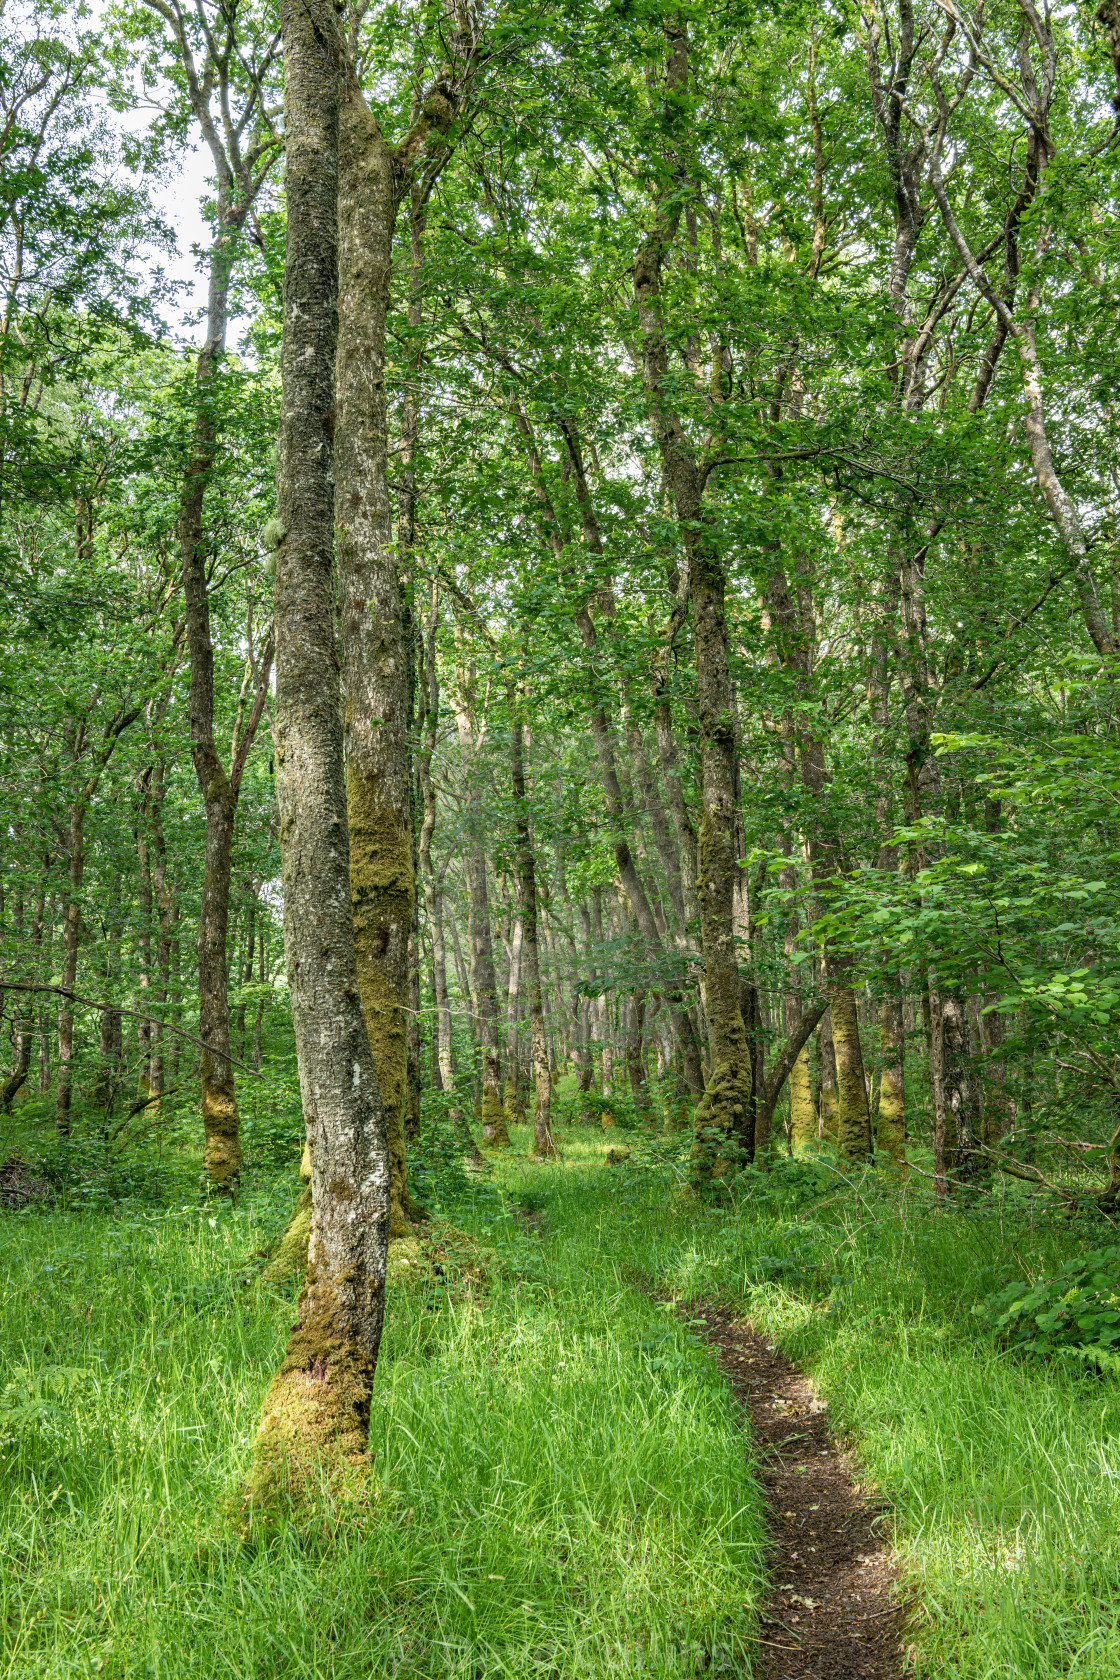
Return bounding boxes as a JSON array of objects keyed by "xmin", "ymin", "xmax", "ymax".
[
  {"xmin": 689, "ymin": 1058, "xmax": 751, "ymax": 1190},
  {"xmin": 876, "ymin": 1064, "xmax": 907, "ymax": 1170},
  {"xmin": 831, "ymin": 987, "xmax": 872, "ymax": 1162},
  {"xmin": 245, "ymin": 1268, "xmax": 376, "ymax": 1516},
  {"xmin": 347, "ymin": 773, "xmax": 414, "ymax": 1240},
  {"xmin": 605, "ymin": 1145, "xmax": 631, "ymax": 1164},
  {"xmin": 789, "ymin": 1046, "xmax": 817, "ymax": 1156},
  {"xmin": 261, "ymin": 1188, "xmax": 311, "ymax": 1285},
  {"xmin": 385, "ymin": 1221, "xmax": 494, "ymax": 1297},
  {"xmin": 481, "ymin": 1079, "xmax": 511, "ymax": 1148},
  {"xmin": 503, "ymin": 1072, "xmax": 518, "ymax": 1129},
  {"xmin": 202, "ymin": 1075, "xmax": 242, "ymax": 1190}
]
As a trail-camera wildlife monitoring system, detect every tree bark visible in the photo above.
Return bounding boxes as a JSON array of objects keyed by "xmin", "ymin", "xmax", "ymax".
[
  {"xmin": 335, "ymin": 87, "xmax": 416, "ymax": 1236},
  {"xmin": 510, "ymin": 695, "xmax": 555, "ymax": 1157},
  {"xmin": 252, "ymin": 0, "xmax": 389, "ymax": 1495},
  {"xmin": 452, "ymin": 673, "xmax": 507, "ymax": 1144}
]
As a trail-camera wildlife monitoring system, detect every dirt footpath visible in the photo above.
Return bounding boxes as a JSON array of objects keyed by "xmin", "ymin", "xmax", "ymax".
[{"xmin": 692, "ymin": 1306, "xmax": 907, "ymax": 1680}]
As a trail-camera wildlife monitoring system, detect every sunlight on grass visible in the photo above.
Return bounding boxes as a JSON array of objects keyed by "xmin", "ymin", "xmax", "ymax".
[{"xmin": 0, "ymin": 1129, "xmax": 765, "ymax": 1678}]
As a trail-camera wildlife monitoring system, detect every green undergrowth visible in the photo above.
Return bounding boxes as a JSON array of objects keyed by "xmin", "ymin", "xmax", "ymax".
[
  {"xmin": 557, "ymin": 1136, "xmax": 1120, "ymax": 1680},
  {"xmin": 0, "ymin": 1124, "xmax": 765, "ymax": 1678},
  {"xmin": 8, "ymin": 1110, "xmax": 1116, "ymax": 1679}
]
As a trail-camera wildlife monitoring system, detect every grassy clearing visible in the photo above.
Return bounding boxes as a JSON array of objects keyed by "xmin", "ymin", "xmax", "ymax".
[
  {"xmin": 0, "ymin": 1126, "xmax": 764, "ymax": 1679},
  {"xmin": 538, "ymin": 1138, "xmax": 1120, "ymax": 1680}
]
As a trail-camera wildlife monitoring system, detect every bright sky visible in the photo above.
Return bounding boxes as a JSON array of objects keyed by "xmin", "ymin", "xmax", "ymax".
[{"xmin": 150, "ymin": 146, "xmax": 214, "ymax": 337}]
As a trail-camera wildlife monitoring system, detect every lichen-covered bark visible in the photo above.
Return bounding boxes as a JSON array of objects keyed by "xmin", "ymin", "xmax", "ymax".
[
  {"xmin": 180, "ymin": 186, "xmax": 273, "ymax": 1192},
  {"xmin": 335, "ymin": 90, "xmax": 414, "ymax": 1238},
  {"xmin": 251, "ymin": 0, "xmax": 389, "ymax": 1503},
  {"xmin": 941, "ymin": 989, "xmax": 980, "ymax": 1180},
  {"xmin": 830, "ymin": 982, "xmax": 872, "ymax": 1162},
  {"xmin": 819, "ymin": 1009, "xmax": 839, "ymax": 1143}
]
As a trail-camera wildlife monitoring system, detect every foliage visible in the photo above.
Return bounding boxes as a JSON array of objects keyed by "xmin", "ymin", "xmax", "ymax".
[{"xmin": 975, "ymin": 1247, "xmax": 1120, "ymax": 1375}]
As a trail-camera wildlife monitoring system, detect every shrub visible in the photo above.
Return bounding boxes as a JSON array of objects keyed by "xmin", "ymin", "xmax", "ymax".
[{"xmin": 975, "ymin": 1245, "xmax": 1120, "ymax": 1375}]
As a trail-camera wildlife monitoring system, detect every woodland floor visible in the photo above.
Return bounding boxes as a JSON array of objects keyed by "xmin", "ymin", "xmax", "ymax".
[{"xmin": 3, "ymin": 1110, "xmax": 1120, "ymax": 1677}]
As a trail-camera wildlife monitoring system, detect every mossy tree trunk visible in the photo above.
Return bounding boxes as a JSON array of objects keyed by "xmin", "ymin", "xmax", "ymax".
[
  {"xmin": 631, "ymin": 24, "xmax": 750, "ymax": 1185},
  {"xmin": 504, "ymin": 914, "xmax": 523, "ymax": 1129},
  {"xmin": 253, "ymin": 0, "xmax": 390, "ymax": 1494},
  {"xmin": 819, "ymin": 1007, "xmax": 838, "ymax": 1143},
  {"xmin": 335, "ymin": 91, "xmax": 414, "ymax": 1239},
  {"xmin": 876, "ymin": 989, "xmax": 907, "ymax": 1167},
  {"xmin": 789, "ymin": 1046, "xmax": 816, "ymax": 1155},
  {"xmin": 333, "ymin": 57, "xmax": 466, "ymax": 1225},
  {"xmin": 829, "ymin": 979, "xmax": 872, "ymax": 1162},
  {"xmin": 941, "ymin": 989, "xmax": 980, "ymax": 1180},
  {"xmin": 182, "ymin": 352, "xmax": 267, "ymax": 1186}
]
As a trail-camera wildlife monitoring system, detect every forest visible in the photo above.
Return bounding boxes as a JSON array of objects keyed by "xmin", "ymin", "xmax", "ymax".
[{"xmin": 3, "ymin": 0, "xmax": 1120, "ymax": 1671}]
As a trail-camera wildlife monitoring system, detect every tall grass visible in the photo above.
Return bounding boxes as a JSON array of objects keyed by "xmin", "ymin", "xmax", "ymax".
[
  {"xmin": 546, "ymin": 1140, "xmax": 1120, "ymax": 1679},
  {"xmin": 7, "ymin": 1111, "xmax": 1119, "ymax": 1678},
  {"xmin": 0, "ymin": 1132, "xmax": 764, "ymax": 1678}
]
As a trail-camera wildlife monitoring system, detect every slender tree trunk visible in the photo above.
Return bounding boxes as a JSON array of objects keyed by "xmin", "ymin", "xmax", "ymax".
[
  {"xmin": 504, "ymin": 914, "xmax": 523, "ymax": 1127},
  {"xmin": 819, "ymin": 1007, "xmax": 838, "ymax": 1143},
  {"xmin": 333, "ymin": 88, "xmax": 417, "ymax": 1238},
  {"xmin": 136, "ymin": 808, "xmax": 153, "ymax": 1096},
  {"xmin": 941, "ymin": 989, "xmax": 980, "ymax": 1181},
  {"xmin": 789, "ymin": 1046, "xmax": 815, "ymax": 1155},
  {"xmin": 510, "ymin": 699, "xmax": 555, "ymax": 1157},
  {"xmin": 56, "ymin": 810, "xmax": 84, "ymax": 1131},
  {"xmin": 830, "ymin": 981, "xmax": 872, "ymax": 1162},
  {"xmin": 929, "ymin": 979, "xmax": 949, "ymax": 1198},
  {"xmin": 2, "ymin": 883, "xmax": 40, "ymax": 1112},
  {"xmin": 630, "ymin": 23, "xmax": 750, "ymax": 1185},
  {"xmin": 150, "ymin": 760, "xmax": 173, "ymax": 1099},
  {"xmin": 253, "ymin": 0, "xmax": 389, "ymax": 1491},
  {"xmin": 876, "ymin": 990, "xmax": 907, "ymax": 1167},
  {"xmin": 453, "ymin": 677, "xmax": 507, "ymax": 1145}
]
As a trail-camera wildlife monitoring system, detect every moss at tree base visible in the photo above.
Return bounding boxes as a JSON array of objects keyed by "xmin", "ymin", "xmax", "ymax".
[
  {"xmin": 690, "ymin": 1059, "xmax": 751, "ymax": 1189},
  {"xmin": 481, "ymin": 1082, "xmax": 511, "ymax": 1148},
  {"xmin": 244, "ymin": 1269, "xmax": 376, "ymax": 1518}
]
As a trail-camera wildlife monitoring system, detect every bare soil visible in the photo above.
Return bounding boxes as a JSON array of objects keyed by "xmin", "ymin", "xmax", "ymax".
[{"xmin": 691, "ymin": 1304, "xmax": 907, "ymax": 1680}]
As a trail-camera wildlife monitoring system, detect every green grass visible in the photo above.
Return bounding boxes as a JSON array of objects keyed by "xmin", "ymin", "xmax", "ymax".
[
  {"xmin": 0, "ymin": 1127, "xmax": 764, "ymax": 1678},
  {"xmin": 554, "ymin": 1141, "xmax": 1120, "ymax": 1679},
  {"xmin": 6, "ymin": 1115, "xmax": 1120, "ymax": 1678}
]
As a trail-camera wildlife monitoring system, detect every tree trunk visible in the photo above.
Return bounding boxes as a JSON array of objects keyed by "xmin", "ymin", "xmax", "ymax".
[
  {"xmin": 504, "ymin": 913, "xmax": 523, "ymax": 1127},
  {"xmin": 335, "ymin": 89, "xmax": 416, "ymax": 1237},
  {"xmin": 56, "ymin": 810, "xmax": 84, "ymax": 1131},
  {"xmin": 630, "ymin": 24, "xmax": 750, "ymax": 1184},
  {"xmin": 876, "ymin": 989, "xmax": 907, "ymax": 1168},
  {"xmin": 819, "ymin": 1007, "xmax": 838, "ymax": 1143},
  {"xmin": 453, "ymin": 676, "xmax": 507, "ymax": 1145},
  {"xmin": 941, "ymin": 989, "xmax": 980, "ymax": 1181},
  {"xmin": 829, "ymin": 981, "xmax": 872, "ymax": 1162},
  {"xmin": 510, "ymin": 699, "xmax": 555, "ymax": 1157},
  {"xmin": 253, "ymin": 0, "xmax": 389, "ymax": 1495},
  {"xmin": 789, "ymin": 1046, "xmax": 815, "ymax": 1155}
]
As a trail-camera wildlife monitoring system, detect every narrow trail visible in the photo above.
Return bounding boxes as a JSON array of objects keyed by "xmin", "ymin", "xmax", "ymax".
[{"xmin": 692, "ymin": 1305, "xmax": 907, "ymax": 1680}]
